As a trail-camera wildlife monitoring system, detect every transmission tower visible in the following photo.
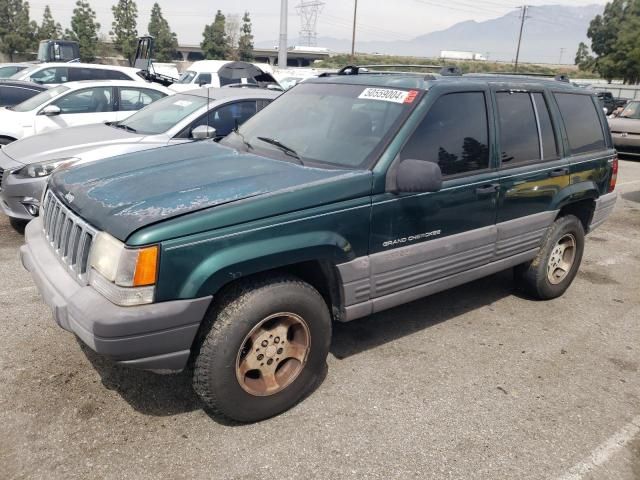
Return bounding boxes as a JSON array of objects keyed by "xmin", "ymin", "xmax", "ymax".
[{"xmin": 296, "ymin": 1, "xmax": 325, "ymax": 47}]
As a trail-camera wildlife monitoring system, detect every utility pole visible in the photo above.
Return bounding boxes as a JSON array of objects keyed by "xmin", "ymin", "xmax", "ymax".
[
  {"xmin": 351, "ymin": 0, "xmax": 358, "ymax": 58},
  {"xmin": 514, "ymin": 5, "xmax": 528, "ymax": 72},
  {"xmin": 278, "ymin": 0, "xmax": 288, "ymax": 69},
  {"xmin": 559, "ymin": 47, "xmax": 566, "ymax": 64}
]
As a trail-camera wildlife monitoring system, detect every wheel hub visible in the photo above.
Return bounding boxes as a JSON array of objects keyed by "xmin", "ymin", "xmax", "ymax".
[
  {"xmin": 236, "ymin": 312, "xmax": 311, "ymax": 397},
  {"xmin": 546, "ymin": 233, "xmax": 577, "ymax": 285}
]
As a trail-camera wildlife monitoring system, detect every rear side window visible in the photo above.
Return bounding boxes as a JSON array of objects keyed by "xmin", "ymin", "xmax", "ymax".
[
  {"xmin": 102, "ymin": 69, "xmax": 133, "ymax": 81},
  {"xmin": 0, "ymin": 86, "xmax": 41, "ymax": 107},
  {"xmin": 496, "ymin": 92, "xmax": 540, "ymax": 164},
  {"xmin": 400, "ymin": 92, "xmax": 490, "ymax": 176},
  {"xmin": 554, "ymin": 93, "xmax": 606, "ymax": 155}
]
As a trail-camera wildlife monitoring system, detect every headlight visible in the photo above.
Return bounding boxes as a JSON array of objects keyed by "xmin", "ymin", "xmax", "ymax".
[
  {"xmin": 14, "ymin": 157, "xmax": 79, "ymax": 179},
  {"xmin": 88, "ymin": 232, "xmax": 159, "ymax": 306}
]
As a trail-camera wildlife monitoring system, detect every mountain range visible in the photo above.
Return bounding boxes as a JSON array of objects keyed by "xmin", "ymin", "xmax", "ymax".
[{"xmin": 258, "ymin": 4, "xmax": 603, "ymax": 64}]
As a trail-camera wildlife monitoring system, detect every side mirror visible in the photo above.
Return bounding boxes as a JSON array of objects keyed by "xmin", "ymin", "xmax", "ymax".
[
  {"xmin": 191, "ymin": 125, "xmax": 216, "ymax": 140},
  {"xmin": 40, "ymin": 105, "xmax": 61, "ymax": 116},
  {"xmin": 394, "ymin": 159, "xmax": 443, "ymax": 193}
]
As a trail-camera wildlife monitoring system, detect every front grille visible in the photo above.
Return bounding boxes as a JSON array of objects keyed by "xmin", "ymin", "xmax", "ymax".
[
  {"xmin": 0, "ymin": 167, "xmax": 4, "ymax": 191},
  {"xmin": 41, "ymin": 190, "xmax": 97, "ymax": 283}
]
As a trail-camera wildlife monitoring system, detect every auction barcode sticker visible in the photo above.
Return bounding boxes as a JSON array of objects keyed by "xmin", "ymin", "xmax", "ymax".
[{"xmin": 359, "ymin": 88, "xmax": 417, "ymax": 104}]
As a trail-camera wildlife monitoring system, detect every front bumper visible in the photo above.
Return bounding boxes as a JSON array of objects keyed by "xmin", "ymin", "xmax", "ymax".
[{"xmin": 21, "ymin": 218, "xmax": 212, "ymax": 371}]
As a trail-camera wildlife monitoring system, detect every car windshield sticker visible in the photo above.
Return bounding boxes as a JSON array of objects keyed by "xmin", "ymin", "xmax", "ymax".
[
  {"xmin": 174, "ymin": 100, "xmax": 194, "ymax": 107},
  {"xmin": 359, "ymin": 88, "xmax": 414, "ymax": 104}
]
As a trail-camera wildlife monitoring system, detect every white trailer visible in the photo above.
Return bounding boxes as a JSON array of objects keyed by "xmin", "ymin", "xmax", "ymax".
[{"xmin": 440, "ymin": 50, "xmax": 487, "ymax": 61}]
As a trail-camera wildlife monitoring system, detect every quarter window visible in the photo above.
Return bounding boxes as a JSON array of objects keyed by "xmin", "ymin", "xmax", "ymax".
[
  {"xmin": 554, "ymin": 93, "xmax": 606, "ymax": 155},
  {"xmin": 400, "ymin": 92, "xmax": 490, "ymax": 176},
  {"xmin": 533, "ymin": 93, "xmax": 559, "ymax": 159}
]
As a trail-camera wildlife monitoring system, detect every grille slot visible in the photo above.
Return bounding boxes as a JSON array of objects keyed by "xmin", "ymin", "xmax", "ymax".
[{"xmin": 41, "ymin": 190, "xmax": 97, "ymax": 283}]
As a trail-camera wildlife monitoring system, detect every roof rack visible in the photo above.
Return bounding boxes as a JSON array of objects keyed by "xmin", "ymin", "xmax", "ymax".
[
  {"xmin": 318, "ymin": 64, "xmax": 463, "ymax": 78},
  {"xmin": 479, "ymin": 72, "xmax": 571, "ymax": 83}
]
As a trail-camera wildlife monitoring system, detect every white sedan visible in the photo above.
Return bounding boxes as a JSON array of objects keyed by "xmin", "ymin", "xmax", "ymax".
[{"xmin": 0, "ymin": 80, "xmax": 171, "ymax": 145}]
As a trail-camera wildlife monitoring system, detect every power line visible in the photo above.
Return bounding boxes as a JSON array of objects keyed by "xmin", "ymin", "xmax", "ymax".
[{"xmin": 296, "ymin": 0, "xmax": 324, "ymax": 47}]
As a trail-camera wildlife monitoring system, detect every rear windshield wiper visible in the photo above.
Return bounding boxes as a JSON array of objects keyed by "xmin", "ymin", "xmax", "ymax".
[{"xmin": 256, "ymin": 136, "xmax": 303, "ymax": 164}]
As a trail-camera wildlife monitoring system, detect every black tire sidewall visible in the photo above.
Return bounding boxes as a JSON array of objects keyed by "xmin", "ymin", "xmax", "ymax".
[
  {"xmin": 533, "ymin": 216, "xmax": 585, "ymax": 299},
  {"xmin": 196, "ymin": 280, "xmax": 331, "ymax": 422}
]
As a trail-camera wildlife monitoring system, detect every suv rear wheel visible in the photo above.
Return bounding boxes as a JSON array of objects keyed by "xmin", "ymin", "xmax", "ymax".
[
  {"xmin": 193, "ymin": 275, "xmax": 331, "ymax": 422},
  {"xmin": 514, "ymin": 215, "xmax": 585, "ymax": 300}
]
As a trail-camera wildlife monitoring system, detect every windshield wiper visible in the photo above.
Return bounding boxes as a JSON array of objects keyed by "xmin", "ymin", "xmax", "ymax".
[
  {"xmin": 256, "ymin": 136, "xmax": 303, "ymax": 165},
  {"xmin": 114, "ymin": 123, "xmax": 137, "ymax": 133}
]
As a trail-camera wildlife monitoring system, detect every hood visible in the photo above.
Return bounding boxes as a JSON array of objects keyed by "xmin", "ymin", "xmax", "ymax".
[
  {"xmin": 2, "ymin": 123, "xmax": 144, "ymax": 165},
  {"xmin": 49, "ymin": 142, "xmax": 369, "ymax": 242},
  {"xmin": 0, "ymin": 107, "xmax": 30, "ymax": 138},
  {"xmin": 169, "ymin": 84, "xmax": 204, "ymax": 93},
  {"xmin": 608, "ymin": 117, "xmax": 640, "ymax": 134}
]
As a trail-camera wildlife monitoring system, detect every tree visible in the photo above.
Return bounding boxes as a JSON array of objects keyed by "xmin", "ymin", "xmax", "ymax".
[
  {"xmin": 582, "ymin": 0, "xmax": 640, "ymax": 83},
  {"xmin": 38, "ymin": 5, "xmax": 63, "ymax": 40},
  {"xmin": 225, "ymin": 13, "xmax": 240, "ymax": 55},
  {"xmin": 65, "ymin": 0, "xmax": 100, "ymax": 62},
  {"xmin": 201, "ymin": 10, "xmax": 229, "ymax": 60},
  {"xmin": 575, "ymin": 42, "xmax": 595, "ymax": 71},
  {"xmin": 111, "ymin": 0, "xmax": 138, "ymax": 64},
  {"xmin": 237, "ymin": 11, "xmax": 254, "ymax": 62},
  {"xmin": 147, "ymin": 2, "xmax": 178, "ymax": 62},
  {"xmin": 0, "ymin": 0, "xmax": 38, "ymax": 61}
]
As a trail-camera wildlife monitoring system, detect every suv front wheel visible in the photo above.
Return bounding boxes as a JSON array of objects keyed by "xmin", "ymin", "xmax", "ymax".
[
  {"xmin": 514, "ymin": 214, "xmax": 585, "ymax": 300},
  {"xmin": 193, "ymin": 275, "xmax": 332, "ymax": 423}
]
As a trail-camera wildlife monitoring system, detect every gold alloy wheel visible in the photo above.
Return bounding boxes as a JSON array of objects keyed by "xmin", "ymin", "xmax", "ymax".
[
  {"xmin": 236, "ymin": 312, "xmax": 311, "ymax": 397},
  {"xmin": 547, "ymin": 233, "xmax": 577, "ymax": 285}
]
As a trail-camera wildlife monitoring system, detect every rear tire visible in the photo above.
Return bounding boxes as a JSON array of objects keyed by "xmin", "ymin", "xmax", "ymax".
[
  {"xmin": 514, "ymin": 215, "xmax": 585, "ymax": 300},
  {"xmin": 193, "ymin": 275, "xmax": 332, "ymax": 423}
]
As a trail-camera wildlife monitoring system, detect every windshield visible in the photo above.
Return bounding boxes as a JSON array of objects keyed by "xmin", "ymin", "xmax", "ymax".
[
  {"xmin": 116, "ymin": 93, "xmax": 209, "ymax": 135},
  {"xmin": 11, "ymin": 85, "xmax": 69, "ymax": 112},
  {"xmin": 620, "ymin": 102, "xmax": 640, "ymax": 120},
  {"xmin": 176, "ymin": 71, "xmax": 197, "ymax": 84},
  {"xmin": 10, "ymin": 64, "xmax": 41, "ymax": 80},
  {"xmin": 221, "ymin": 82, "xmax": 417, "ymax": 169}
]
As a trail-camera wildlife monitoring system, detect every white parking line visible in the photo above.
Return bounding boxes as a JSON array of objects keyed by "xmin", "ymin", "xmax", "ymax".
[
  {"xmin": 557, "ymin": 415, "xmax": 640, "ymax": 480},
  {"xmin": 618, "ymin": 180, "xmax": 640, "ymax": 186}
]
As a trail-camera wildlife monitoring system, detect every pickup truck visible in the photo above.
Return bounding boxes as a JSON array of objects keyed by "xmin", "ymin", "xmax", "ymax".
[{"xmin": 21, "ymin": 68, "xmax": 618, "ymax": 422}]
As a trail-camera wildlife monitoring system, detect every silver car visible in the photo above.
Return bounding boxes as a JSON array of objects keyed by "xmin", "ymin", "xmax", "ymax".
[
  {"xmin": 0, "ymin": 87, "xmax": 280, "ymax": 227},
  {"xmin": 609, "ymin": 100, "xmax": 640, "ymax": 159}
]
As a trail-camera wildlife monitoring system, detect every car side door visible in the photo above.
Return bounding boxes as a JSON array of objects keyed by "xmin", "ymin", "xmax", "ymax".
[
  {"xmin": 493, "ymin": 88, "xmax": 570, "ymax": 258},
  {"xmin": 367, "ymin": 89, "xmax": 500, "ymax": 305},
  {"xmin": 33, "ymin": 86, "xmax": 117, "ymax": 134},
  {"xmin": 174, "ymin": 100, "xmax": 262, "ymax": 141}
]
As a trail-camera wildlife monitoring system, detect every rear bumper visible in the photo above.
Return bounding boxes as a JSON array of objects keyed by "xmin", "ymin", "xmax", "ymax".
[
  {"xmin": 589, "ymin": 191, "xmax": 617, "ymax": 232},
  {"xmin": 21, "ymin": 218, "xmax": 212, "ymax": 371}
]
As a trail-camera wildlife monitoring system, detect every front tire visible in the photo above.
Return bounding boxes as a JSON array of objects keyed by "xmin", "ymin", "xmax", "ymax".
[
  {"xmin": 514, "ymin": 215, "xmax": 585, "ymax": 300},
  {"xmin": 9, "ymin": 217, "xmax": 28, "ymax": 234},
  {"xmin": 193, "ymin": 275, "xmax": 332, "ymax": 423}
]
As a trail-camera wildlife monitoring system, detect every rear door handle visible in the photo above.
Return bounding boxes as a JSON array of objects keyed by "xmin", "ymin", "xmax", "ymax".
[
  {"xmin": 549, "ymin": 168, "xmax": 569, "ymax": 178},
  {"xmin": 475, "ymin": 183, "xmax": 499, "ymax": 195}
]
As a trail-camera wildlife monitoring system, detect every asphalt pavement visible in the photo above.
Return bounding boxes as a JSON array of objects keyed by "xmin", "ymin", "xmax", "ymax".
[{"xmin": 1, "ymin": 160, "xmax": 639, "ymax": 480}]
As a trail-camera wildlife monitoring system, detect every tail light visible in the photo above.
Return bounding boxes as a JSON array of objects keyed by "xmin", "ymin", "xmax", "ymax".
[{"xmin": 608, "ymin": 155, "xmax": 618, "ymax": 192}]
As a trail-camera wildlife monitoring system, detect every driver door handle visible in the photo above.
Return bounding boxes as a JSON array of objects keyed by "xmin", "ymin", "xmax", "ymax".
[
  {"xmin": 549, "ymin": 168, "xmax": 570, "ymax": 178},
  {"xmin": 475, "ymin": 183, "xmax": 499, "ymax": 195}
]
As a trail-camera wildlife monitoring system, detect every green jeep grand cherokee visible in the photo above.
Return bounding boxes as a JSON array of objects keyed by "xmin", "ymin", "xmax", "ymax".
[{"xmin": 21, "ymin": 68, "xmax": 618, "ymax": 422}]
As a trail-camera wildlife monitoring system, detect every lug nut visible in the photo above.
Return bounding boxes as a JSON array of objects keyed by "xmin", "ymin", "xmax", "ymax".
[
  {"xmin": 267, "ymin": 359, "xmax": 274, "ymax": 366},
  {"xmin": 277, "ymin": 348, "xmax": 283, "ymax": 355},
  {"xmin": 261, "ymin": 340, "xmax": 268, "ymax": 347},
  {"xmin": 274, "ymin": 337, "xmax": 280, "ymax": 344},
  {"xmin": 257, "ymin": 354, "xmax": 264, "ymax": 361}
]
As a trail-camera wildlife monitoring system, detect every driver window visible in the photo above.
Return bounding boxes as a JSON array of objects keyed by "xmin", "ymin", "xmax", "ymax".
[
  {"xmin": 183, "ymin": 101, "xmax": 257, "ymax": 139},
  {"xmin": 197, "ymin": 73, "xmax": 212, "ymax": 85},
  {"xmin": 31, "ymin": 67, "xmax": 68, "ymax": 84},
  {"xmin": 53, "ymin": 87, "xmax": 114, "ymax": 114}
]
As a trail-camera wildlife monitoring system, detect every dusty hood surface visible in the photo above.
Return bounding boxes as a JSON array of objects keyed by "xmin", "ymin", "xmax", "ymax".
[
  {"xmin": 49, "ymin": 141, "xmax": 366, "ymax": 241},
  {"xmin": 2, "ymin": 123, "xmax": 144, "ymax": 164}
]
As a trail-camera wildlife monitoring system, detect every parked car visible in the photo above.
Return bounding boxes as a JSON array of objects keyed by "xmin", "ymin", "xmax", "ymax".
[
  {"xmin": 597, "ymin": 91, "xmax": 616, "ymax": 115},
  {"xmin": 609, "ymin": 100, "xmax": 640, "ymax": 158},
  {"xmin": 0, "ymin": 80, "xmax": 47, "ymax": 107},
  {"xmin": 0, "ymin": 63, "xmax": 28, "ymax": 78},
  {"xmin": 169, "ymin": 60, "xmax": 280, "ymax": 92},
  {"xmin": 10, "ymin": 62, "xmax": 145, "ymax": 86},
  {"xmin": 0, "ymin": 88, "xmax": 279, "ymax": 225},
  {"xmin": 0, "ymin": 80, "xmax": 170, "ymax": 145},
  {"xmin": 20, "ymin": 70, "xmax": 617, "ymax": 423}
]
